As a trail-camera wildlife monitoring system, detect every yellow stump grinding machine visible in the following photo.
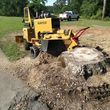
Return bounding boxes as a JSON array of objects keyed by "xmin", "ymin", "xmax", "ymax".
[{"xmin": 16, "ymin": 7, "xmax": 89, "ymax": 58}]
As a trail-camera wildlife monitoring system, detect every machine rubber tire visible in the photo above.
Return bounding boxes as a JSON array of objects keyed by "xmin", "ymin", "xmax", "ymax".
[
  {"xmin": 76, "ymin": 16, "xmax": 79, "ymax": 21},
  {"xmin": 30, "ymin": 46, "xmax": 40, "ymax": 59},
  {"xmin": 24, "ymin": 40, "xmax": 31, "ymax": 50},
  {"xmin": 61, "ymin": 19, "xmax": 63, "ymax": 21},
  {"xmin": 68, "ymin": 16, "xmax": 71, "ymax": 21}
]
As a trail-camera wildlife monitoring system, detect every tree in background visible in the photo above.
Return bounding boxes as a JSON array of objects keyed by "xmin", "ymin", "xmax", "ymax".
[
  {"xmin": 53, "ymin": 0, "xmax": 67, "ymax": 13},
  {"xmin": 0, "ymin": 0, "xmax": 109, "ymax": 19},
  {"xmin": 51, "ymin": 0, "xmax": 110, "ymax": 19},
  {"xmin": 102, "ymin": 0, "xmax": 107, "ymax": 19},
  {"xmin": 28, "ymin": 0, "xmax": 47, "ymax": 16},
  {"xmin": 68, "ymin": 0, "xmax": 83, "ymax": 13},
  {"xmin": 0, "ymin": 0, "xmax": 47, "ymax": 16},
  {"xmin": 80, "ymin": 0, "xmax": 103, "ymax": 19},
  {"xmin": 46, "ymin": 6, "xmax": 54, "ymax": 13},
  {"xmin": 106, "ymin": 0, "xmax": 110, "ymax": 17},
  {"xmin": 0, "ymin": 0, "xmax": 28, "ymax": 16}
]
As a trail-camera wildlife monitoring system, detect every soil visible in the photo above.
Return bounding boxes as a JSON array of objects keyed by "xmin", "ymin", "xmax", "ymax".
[
  {"xmin": 1, "ymin": 26, "xmax": 110, "ymax": 110},
  {"xmin": 13, "ymin": 54, "xmax": 110, "ymax": 110},
  {"xmin": 62, "ymin": 26, "xmax": 110, "ymax": 54},
  {"xmin": 0, "ymin": 49, "xmax": 50, "ymax": 110},
  {"xmin": 13, "ymin": 51, "xmax": 110, "ymax": 110}
]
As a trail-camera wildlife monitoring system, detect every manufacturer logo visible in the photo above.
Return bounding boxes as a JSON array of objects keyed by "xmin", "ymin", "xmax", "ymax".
[{"xmin": 38, "ymin": 21, "xmax": 47, "ymax": 24}]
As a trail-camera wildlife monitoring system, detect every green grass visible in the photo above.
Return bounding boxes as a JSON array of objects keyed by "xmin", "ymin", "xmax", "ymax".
[
  {"xmin": 0, "ymin": 42, "xmax": 24, "ymax": 61},
  {"xmin": 61, "ymin": 19, "xmax": 110, "ymax": 27},
  {"xmin": 0, "ymin": 16, "xmax": 23, "ymax": 38},
  {"xmin": 0, "ymin": 16, "xmax": 25, "ymax": 61}
]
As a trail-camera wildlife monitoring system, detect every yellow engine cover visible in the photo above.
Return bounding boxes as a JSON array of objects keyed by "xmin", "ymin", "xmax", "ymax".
[{"xmin": 34, "ymin": 18, "xmax": 53, "ymax": 39}]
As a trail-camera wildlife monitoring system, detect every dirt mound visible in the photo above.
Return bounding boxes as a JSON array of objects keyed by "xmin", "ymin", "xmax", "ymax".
[
  {"xmin": 14, "ymin": 52, "xmax": 55, "ymax": 80},
  {"xmin": 8, "ymin": 90, "xmax": 49, "ymax": 110},
  {"xmin": 27, "ymin": 60, "xmax": 110, "ymax": 110},
  {"xmin": 14, "ymin": 47, "xmax": 110, "ymax": 110}
]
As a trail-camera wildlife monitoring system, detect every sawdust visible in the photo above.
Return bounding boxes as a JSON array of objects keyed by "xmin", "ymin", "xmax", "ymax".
[
  {"xmin": 13, "ymin": 52, "xmax": 55, "ymax": 80},
  {"xmin": 14, "ymin": 48, "xmax": 110, "ymax": 110}
]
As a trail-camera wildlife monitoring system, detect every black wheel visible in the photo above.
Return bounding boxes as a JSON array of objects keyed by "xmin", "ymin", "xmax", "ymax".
[
  {"xmin": 68, "ymin": 16, "xmax": 71, "ymax": 21},
  {"xmin": 30, "ymin": 46, "xmax": 40, "ymax": 58},
  {"xmin": 76, "ymin": 16, "xmax": 79, "ymax": 21},
  {"xmin": 61, "ymin": 19, "xmax": 63, "ymax": 21},
  {"xmin": 24, "ymin": 40, "xmax": 32, "ymax": 50}
]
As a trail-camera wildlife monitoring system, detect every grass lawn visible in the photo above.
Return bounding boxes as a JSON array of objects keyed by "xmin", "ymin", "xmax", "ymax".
[
  {"xmin": 0, "ymin": 16, "xmax": 110, "ymax": 61},
  {"xmin": 61, "ymin": 19, "xmax": 110, "ymax": 27},
  {"xmin": 0, "ymin": 16, "xmax": 23, "ymax": 38},
  {"xmin": 0, "ymin": 16, "xmax": 24, "ymax": 61}
]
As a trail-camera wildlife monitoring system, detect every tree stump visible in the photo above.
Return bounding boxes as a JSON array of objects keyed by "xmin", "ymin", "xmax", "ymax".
[
  {"xmin": 60, "ymin": 47, "xmax": 107, "ymax": 80},
  {"xmin": 59, "ymin": 47, "xmax": 110, "ymax": 102}
]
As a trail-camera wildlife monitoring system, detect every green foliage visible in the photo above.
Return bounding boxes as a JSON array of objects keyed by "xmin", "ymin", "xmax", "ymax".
[
  {"xmin": 91, "ymin": 9, "xmax": 102, "ymax": 19},
  {"xmin": 0, "ymin": 0, "xmax": 28, "ymax": 16},
  {"xmin": 61, "ymin": 19, "xmax": 110, "ymax": 27},
  {"xmin": 0, "ymin": 42, "xmax": 24, "ymax": 61},
  {"xmin": 46, "ymin": 6, "xmax": 54, "ymax": 13},
  {"xmin": 106, "ymin": 0, "xmax": 110, "ymax": 16},
  {"xmin": 81, "ymin": 1, "xmax": 97, "ymax": 17},
  {"xmin": 0, "ymin": 0, "xmax": 110, "ymax": 19},
  {"xmin": 0, "ymin": 16, "xmax": 23, "ymax": 38},
  {"xmin": 80, "ymin": 0, "xmax": 103, "ymax": 18},
  {"xmin": 52, "ymin": 0, "xmax": 110, "ymax": 19},
  {"xmin": 28, "ymin": 0, "xmax": 47, "ymax": 15},
  {"xmin": 53, "ymin": 0, "xmax": 67, "ymax": 13},
  {"xmin": 0, "ymin": 0, "xmax": 47, "ymax": 16},
  {"xmin": 103, "ymin": 17, "xmax": 110, "ymax": 21},
  {"xmin": 53, "ymin": 0, "xmax": 83, "ymax": 13},
  {"xmin": 68, "ymin": 0, "xmax": 83, "ymax": 13}
]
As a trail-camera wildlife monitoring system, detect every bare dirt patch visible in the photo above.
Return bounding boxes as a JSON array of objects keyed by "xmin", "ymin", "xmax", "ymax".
[{"xmin": 62, "ymin": 26, "xmax": 110, "ymax": 55}]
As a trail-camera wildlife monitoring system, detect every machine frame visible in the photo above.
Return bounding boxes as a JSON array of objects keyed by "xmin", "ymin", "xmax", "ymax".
[{"xmin": 16, "ymin": 7, "xmax": 89, "ymax": 58}]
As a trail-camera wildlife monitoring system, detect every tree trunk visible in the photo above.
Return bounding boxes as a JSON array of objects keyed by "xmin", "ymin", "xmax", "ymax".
[
  {"xmin": 102, "ymin": 0, "xmax": 107, "ymax": 19},
  {"xmin": 60, "ymin": 47, "xmax": 107, "ymax": 79}
]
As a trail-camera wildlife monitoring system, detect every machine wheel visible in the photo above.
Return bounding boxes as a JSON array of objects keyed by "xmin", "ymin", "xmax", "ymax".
[
  {"xmin": 30, "ymin": 46, "xmax": 40, "ymax": 58},
  {"xmin": 68, "ymin": 16, "xmax": 71, "ymax": 21},
  {"xmin": 24, "ymin": 40, "xmax": 32, "ymax": 50},
  {"xmin": 61, "ymin": 19, "xmax": 63, "ymax": 21},
  {"xmin": 76, "ymin": 16, "xmax": 79, "ymax": 21}
]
